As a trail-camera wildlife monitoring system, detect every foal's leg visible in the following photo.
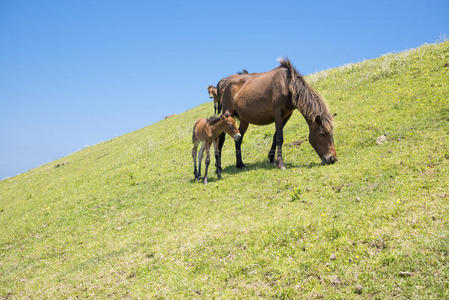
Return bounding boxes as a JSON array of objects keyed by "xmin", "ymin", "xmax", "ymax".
[
  {"xmin": 197, "ymin": 143, "xmax": 205, "ymax": 179},
  {"xmin": 235, "ymin": 120, "xmax": 249, "ymax": 169},
  {"xmin": 214, "ymin": 102, "xmax": 217, "ymax": 115},
  {"xmin": 268, "ymin": 112, "xmax": 292, "ymax": 163},
  {"xmin": 213, "ymin": 139, "xmax": 222, "ymax": 179},
  {"xmin": 192, "ymin": 140, "xmax": 200, "ymax": 179},
  {"xmin": 274, "ymin": 112, "xmax": 287, "ymax": 170},
  {"xmin": 203, "ymin": 142, "xmax": 211, "ymax": 184}
]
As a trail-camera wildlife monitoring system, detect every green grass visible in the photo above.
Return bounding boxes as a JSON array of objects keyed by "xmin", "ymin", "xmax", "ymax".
[{"xmin": 1, "ymin": 42, "xmax": 449, "ymax": 299}]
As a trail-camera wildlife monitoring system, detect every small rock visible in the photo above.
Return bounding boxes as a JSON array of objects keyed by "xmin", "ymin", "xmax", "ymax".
[
  {"xmin": 376, "ymin": 135, "xmax": 387, "ymax": 145},
  {"xmin": 329, "ymin": 275, "xmax": 341, "ymax": 285},
  {"xmin": 355, "ymin": 284, "xmax": 363, "ymax": 294},
  {"xmin": 356, "ymin": 197, "xmax": 360, "ymax": 202},
  {"xmin": 399, "ymin": 271, "xmax": 413, "ymax": 277},
  {"xmin": 330, "ymin": 254, "xmax": 336, "ymax": 260},
  {"xmin": 432, "ymin": 216, "xmax": 436, "ymax": 220},
  {"xmin": 388, "ymin": 149, "xmax": 392, "ymax": 153},
  {"xmin": 411, "ymin": 219, "xmax": 418, "ymax": 225}
]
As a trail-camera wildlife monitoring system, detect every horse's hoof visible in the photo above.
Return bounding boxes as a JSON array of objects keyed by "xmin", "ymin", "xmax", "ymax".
[
  {"xmin": 236, "ymin": 162, "xmax": 246, "ymax": 169},
  {"xmin": 275, "ymin": 160, "xmax": 286, "ymax": 170},
  {"xmin": 203, "ymin": 179, "xmax": 208, "ymax": 185}
]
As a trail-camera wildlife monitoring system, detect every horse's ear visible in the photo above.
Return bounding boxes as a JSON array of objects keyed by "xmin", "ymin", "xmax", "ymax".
[
  {"xmin": 315, "ymin": 115, "xmax": 321, "ymax": 125},
  {"xmin": 333, "ymin": 113, "xmax": 337, "ymax": 118}
]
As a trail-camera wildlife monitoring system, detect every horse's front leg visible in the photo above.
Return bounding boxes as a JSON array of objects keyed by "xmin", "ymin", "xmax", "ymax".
[
  {"xmin": 235, "ymin": 120, "xmax": 249, "ymax": 169},
  {"xmin": 217, "ymin": 132, "xmax": 225, "ymax": 172},
  {"xmin": 268, "ymin": 134, "xmax": 276, "ymax": 164},
  {"xmin": 274, "ymin": 114, "xmax": 286, "ymax": 170},
  {"xmin": 268, "ymin": 112, "xmax": 292, "ymax": 164}
]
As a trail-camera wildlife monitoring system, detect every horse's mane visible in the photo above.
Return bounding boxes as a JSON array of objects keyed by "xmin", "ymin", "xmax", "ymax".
[
  {"xmin": 206, "ymin": 115, "xmax": 222, "ymax": 125},
  {"xmin": 278, "ymin": 58, "xmax": 333, "ymax": 133},
  {"xmin": 237, "ymin": 69, "xmax": 249, "ymax": 75}
]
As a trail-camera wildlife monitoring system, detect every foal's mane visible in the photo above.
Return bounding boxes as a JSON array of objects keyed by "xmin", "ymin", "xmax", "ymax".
[
  {"xmin": 278, "ymin": 58, "xmax": 333, "ymax": 133},
  {"xmin": 206, "ymin": 115, "xmax": 222, "ymax": 125}
]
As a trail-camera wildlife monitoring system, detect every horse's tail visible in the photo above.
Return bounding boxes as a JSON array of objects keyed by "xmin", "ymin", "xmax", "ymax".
[{"xmin": 192, "ymin": 121, "xmax": 198, "ymax": 143}]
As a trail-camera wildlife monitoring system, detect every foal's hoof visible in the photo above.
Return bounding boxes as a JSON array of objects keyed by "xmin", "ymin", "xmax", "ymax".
[{"xmin": 236, "ymin": 162, "xmax": 246, "ymax": 169}]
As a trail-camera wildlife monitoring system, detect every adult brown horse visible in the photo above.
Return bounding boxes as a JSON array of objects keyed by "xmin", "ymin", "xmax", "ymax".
[{"xmin": 216, "ymin": 58, "xmax": 337, "ymax": 170}]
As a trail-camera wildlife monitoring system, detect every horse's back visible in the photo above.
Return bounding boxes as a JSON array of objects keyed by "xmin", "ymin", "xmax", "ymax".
[{"xmin": 222, "ymin": 68, "xmax": 292, "ymax": 125}]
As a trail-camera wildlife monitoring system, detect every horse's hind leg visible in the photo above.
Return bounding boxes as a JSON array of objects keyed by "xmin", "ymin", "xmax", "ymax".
[
  {"xmin": 197, "ymin": 143, "xmax": 205, "ymax": 179},
  {"xmin": 235, "ymin": 120, "xmax": 249, "ymax": 169},
  {"xmin": 192, "ymin": 141, "xmax": 199, "ymax": 179},
  {"xmin": 203, "ymin": 143, "xmax": 211, "ymax": 184},
  {"xmin": 268, "ymin": 112, "xmax": 292, "ymax": 164}
]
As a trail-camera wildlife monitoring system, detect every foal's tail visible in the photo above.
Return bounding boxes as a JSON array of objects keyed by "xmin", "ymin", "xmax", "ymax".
[{"xmin": 192, "ymin": 120, "xmax": 199, "ymax": 143}]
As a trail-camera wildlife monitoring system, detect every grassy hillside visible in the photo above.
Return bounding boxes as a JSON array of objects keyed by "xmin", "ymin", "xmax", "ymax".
[{"xmin": 1, "ymin": 42, "xmax": 448, "ymax": 298}]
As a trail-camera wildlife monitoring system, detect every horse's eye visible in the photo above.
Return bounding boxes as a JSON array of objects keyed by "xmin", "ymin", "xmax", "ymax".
[{"xmin": 320, "ymin": 132, "xmax": 326, "ymax": 136}]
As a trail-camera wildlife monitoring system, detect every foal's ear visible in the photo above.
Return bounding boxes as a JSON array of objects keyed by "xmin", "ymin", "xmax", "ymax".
[{"xmin": 315, "ymin": 115, "xmax": 321, "ymax": 125}]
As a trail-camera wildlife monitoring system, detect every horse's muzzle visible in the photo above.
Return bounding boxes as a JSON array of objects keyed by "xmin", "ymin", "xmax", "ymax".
[
  {"xmin": 322, "ymin": 156, "xmax": 337, "ymax": 165},
  {"xmin": 234, "ymin": 133, "xmax": 242, "ymax": 141}
]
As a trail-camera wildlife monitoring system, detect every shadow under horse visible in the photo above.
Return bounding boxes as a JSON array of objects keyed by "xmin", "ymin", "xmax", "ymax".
[{"xmin": 216, "ymin": 58, "xmax": 337, "ymax": 170}]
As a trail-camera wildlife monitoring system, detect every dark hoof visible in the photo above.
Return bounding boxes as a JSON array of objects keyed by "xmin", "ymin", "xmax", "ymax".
[
  {"xmin": 268, "ymin": 152, "xmax": 275, "ymax": 164},
  {"xmin": 236, "ymin": 162, "xmax": 246, "ymax": 169},
  {"xmin": 217, "ymin": 174, "xmax": 222, "ymax": 179}
]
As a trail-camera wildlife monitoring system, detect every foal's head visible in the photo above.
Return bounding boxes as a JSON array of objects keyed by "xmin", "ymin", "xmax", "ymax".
[
  {"xmin": 207, "ymin": 85, "xmax": 218, "ymax": 100},
  {"xmin": 218, "ymin": 113, "xmax": 241, "ymax": 141}
]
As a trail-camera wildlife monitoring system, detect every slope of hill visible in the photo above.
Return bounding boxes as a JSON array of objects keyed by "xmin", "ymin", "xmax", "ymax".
[{"xmin": 1, "ymin": 42, "xmax": 448, "ymax": 298}]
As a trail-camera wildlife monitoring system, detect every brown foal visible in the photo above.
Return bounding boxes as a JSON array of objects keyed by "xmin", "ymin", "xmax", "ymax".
[
  {"xmin": 192, "ymin": 113, "xmax": 241, "ymax": 184},
  {"xmin": 207, "ymin": 85, "xmax": 220, "ymax": 115}
]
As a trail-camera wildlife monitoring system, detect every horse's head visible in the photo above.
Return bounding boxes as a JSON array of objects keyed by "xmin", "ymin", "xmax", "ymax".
[
  {"xmin": 207, "ymin": 85, "xmax": 218, "ymax": 100},
  {"xmin": 308, "ymin": 114, "xmax": 337, "ymax": 164},
  {"xmin": 221, "ymin": 113, "xmax": 241, "ymax": 141}
]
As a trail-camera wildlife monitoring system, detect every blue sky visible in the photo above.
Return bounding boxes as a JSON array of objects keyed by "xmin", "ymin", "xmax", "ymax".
[{"xmin": 1, "ymin": 0, "xmax": 448, "ymax": 179}]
